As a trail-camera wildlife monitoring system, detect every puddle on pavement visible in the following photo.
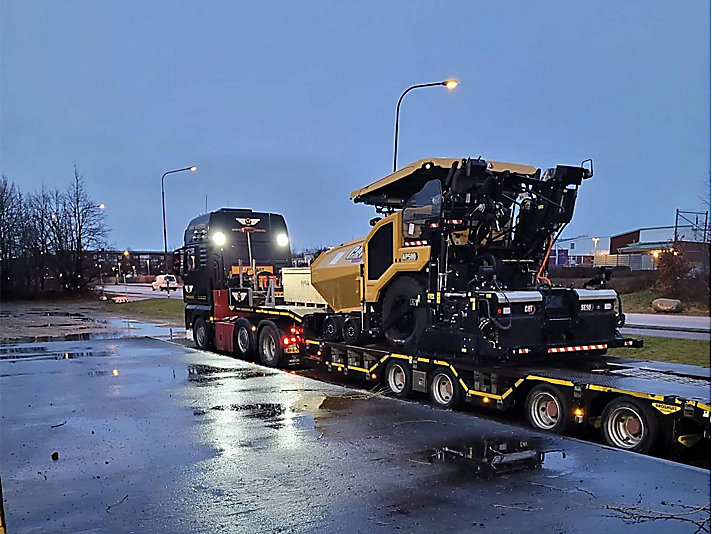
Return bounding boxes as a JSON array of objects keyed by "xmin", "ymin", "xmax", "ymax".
[
  {"xmin": 428, "ymin": 436, "xmax": 550, "ymax": 477},
  {"xmin": 0, "ymin": 317, "xmax": 185, "ymax": 344},
  {"xmin": 187, "ymin": 364, "xmax": 276, "ymax": 384},
  {"xmin": 0, "ymin": 346, "xmax": 110, "ymax": 361},
  {"xmin": 194, "ymin": 402, "xmax": 315, "ymax": 431}
]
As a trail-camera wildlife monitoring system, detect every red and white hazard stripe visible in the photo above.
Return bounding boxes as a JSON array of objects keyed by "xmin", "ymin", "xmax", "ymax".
[
  {"xmin": 547, "ymin": 344, "xmax": 607, "ymax": 354},
  {"xmin": 446, "ymin": 219, "xmax": 463, "ymax": 224},
  {"xmin": 404, "ymin": 240, "xmax": 428, "ymax": 247}
]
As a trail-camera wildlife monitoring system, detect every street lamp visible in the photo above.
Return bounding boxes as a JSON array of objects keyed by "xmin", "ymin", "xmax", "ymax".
[
  {"xmin": 592, "ymin": 237, "xmax": 600, "ymax": 254},
  {"xmin": 162, "ymin": 166, "xmax": 197, "ymax": 273},
  {"xmin": 393, "ymin": 79, "xmax": 458, "ymax": 172}
]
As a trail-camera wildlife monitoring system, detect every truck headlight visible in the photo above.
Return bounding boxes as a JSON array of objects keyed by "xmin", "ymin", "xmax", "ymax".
[
  {"xmin": 212, "ymin": 231, "xmax": 226, "ymax": 246},
  {"xmin": 276, "ymin": 233, "xmax": 289, "ymax": 247}
]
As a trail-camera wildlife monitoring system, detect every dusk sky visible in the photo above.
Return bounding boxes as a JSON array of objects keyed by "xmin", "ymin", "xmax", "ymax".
[{"xmin": 2, "ymin": 1, "xmax": 709, "ymax": 252}]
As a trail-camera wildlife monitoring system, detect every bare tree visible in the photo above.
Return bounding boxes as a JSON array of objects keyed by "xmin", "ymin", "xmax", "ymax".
[
  {"xmin": 1, "ymin": 167, "xmax": 109, "ymax": 298},
  {"xmin": 0, "ymin": 176, "xmax": 23, "ymax": 296},
  {"xmin": 61, "ymin": 166, "xmax": 109, "ymax": 292}
]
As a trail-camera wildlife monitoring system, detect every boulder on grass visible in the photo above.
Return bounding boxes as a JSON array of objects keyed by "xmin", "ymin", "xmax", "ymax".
[{"xmin": 652, "ymin": 298, "xmax": 683, "ymax": 313}]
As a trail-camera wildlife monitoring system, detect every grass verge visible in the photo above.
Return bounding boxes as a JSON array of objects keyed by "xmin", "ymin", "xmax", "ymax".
[
  {"xmin": 103, "ymin": 297, "xmax": 184, "ymax": 323},
  {"xmin": 621, "ymin": 289, "xmax": 710, "ymax": 316},
  {"xmin": 609, "ymin": 335, "xmax": 711, "ymax": 367}
]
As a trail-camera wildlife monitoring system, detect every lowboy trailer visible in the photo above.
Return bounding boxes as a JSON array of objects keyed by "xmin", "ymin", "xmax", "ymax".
[{"xmin": 193, "ymin": 289, "xmax": 710, "ymax": 458}]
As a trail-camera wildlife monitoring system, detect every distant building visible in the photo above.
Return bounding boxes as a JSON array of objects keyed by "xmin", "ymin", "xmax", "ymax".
[
  {"xmin": 609, "ymin": 224, "xmax": 710, "ymax": 268},
  {"xmin": 92, "ymin": 250, "xmax": 167, "ymax": 279}
]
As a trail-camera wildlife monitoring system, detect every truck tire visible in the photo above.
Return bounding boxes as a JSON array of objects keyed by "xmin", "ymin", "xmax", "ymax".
[
  {"xmin": 601, "ymin": 397, "xmax": 659, "ymax": 454},
  {"xmin": 525, "ymin": 384, "xmax": 571, "ymax": 434},
  {"xmin": 428, "ymin": 367, "xmax": 462, "ymax": 410},
  {"xmin": 194, "ymin": 317, "xmax": 211, "ymax": 350},
  {"xmin": 258, "ymin": 323, "xmax": 283, "ymax": 368},
  {"xmin": 382, "ymin": 275, "xmax": 429, "ymax": 351},
  {"xmin": 384, "ymin": 359, "xmax": 413, "ymax": 398},
  {"xmin": 234, "ymin": 318, "xmax": 255, "ymax": 359},
  {"xmin": 343, "ymin": 316, "xmax": 363, "ymax": 344},
  {"xmin": 323, "ymin": 315, "xmax": 344, "ymax": 342}
]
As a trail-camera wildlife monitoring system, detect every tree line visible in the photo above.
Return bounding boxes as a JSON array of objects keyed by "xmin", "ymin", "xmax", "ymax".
[{"xmin": 0, "ymin": 167, "xmax": 109, "ymax": 299}]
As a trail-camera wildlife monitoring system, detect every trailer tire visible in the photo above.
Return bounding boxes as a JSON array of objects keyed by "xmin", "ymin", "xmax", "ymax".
[
  {"xmin": 384, "ymin": 359, "xmax": 413, "ymax": 398},
  {"xmin": 258, "ymin": 323, "xmax": 283, "ymax": 368},
  {"xmin": 343, "ymin": 316, "xmax": 363, "ymax": 345},
  {"xmin": 382, "ymin": 275, "xmax": 429, "ymax": 351},
  {"xmin": 234, "ymin": 318, "xmax": 255, "ymax": 359},
  {"xmin": 428, "ymin": 367, "xmax": 462, "ymax": 410},
  {"xmin": 194, "ymin": 317, "xmax": 211, "ymax": 350},
  {"xmin": 601, "ymin": 397, "xmax": 659, "ymax": 454},
  {"xmin": 323, "ymin": 315, "xmax": 344, "ymax": 342},
  {"xmin": 525, "ymin": 384, "xmax": 571, "ymax": 434}
]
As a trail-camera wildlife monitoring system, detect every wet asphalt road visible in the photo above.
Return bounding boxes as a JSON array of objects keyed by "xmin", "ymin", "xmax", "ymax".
[{"xmin": 1, "ymin": 338, "xmax": 710, "ymax": 533}]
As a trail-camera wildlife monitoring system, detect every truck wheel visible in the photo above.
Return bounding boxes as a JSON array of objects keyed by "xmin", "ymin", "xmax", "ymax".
[
  {"xmin": 525, "ymin": 384, "xmax": 571, "ymax": 434},
  {"xmin": 343, "ymin": 316, "xmax": 362, "ymax": 344},
  {"xmin": 601, "ymin": 397, "xmax": 659, "ymax": 454},
  {"xmin": 428, "ymin": 367, "xmax": 461, "ymax": 410},
  {"xmin": 258, "ymin": 323, "xmax": 283, "ymax": 368},
  {"xmin": 384, "ymin": 359, "xmax": 412, "ymax": 398},
  {"xmin": 234, "ymin": 318, "xmax": 255, "ymax": 359},
  {"xmin": 382, "ymin": 276, "xmax": 429, "ymax": 351},
  {"xmin": 194, "ymin": 317, "xmax": 211, "ymax": 350},
  {"xmin": 323, "ymin": 315, "xmax": 344, "ymax": 342}
]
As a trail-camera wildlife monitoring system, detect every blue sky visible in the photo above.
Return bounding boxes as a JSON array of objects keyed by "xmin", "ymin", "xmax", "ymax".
[{"xmin": 2, "ymin": 1, "xmax": 709, "ymax": 251}]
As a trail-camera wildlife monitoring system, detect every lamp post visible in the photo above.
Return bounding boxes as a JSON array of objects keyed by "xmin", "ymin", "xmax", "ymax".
[
  {"xmin": 162, "ymin": 166, "xmax": 197, "ymax": 273},
  {"xmin": 393, "ymin": 80, "xmax": 458, "ymax": 172}
]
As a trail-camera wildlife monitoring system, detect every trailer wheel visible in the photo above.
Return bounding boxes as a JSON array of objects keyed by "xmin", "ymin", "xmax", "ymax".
[
  {"xmin": 428, "ymin": 367, "xmax": 462, "ymax": 410},
  {"xmin": 194, "ymin": 317, "xmax": 211, "ymax": 350},
  {"xmin": 601, "ymin": 397, "xmax": 659, "ymax": 454},
  {"xmin": 323, "ymin": 315, "xmax": 344, "ymax": 342},
  {"xmin": 343, "ymin": 316, "xmax": 362, "ymax": 345},
  {"xmin": 234, "ymin": 318, "xmax": 255, "ymax": 359},
  {"xmin": 384, "ymin": 360, "xmax": 412, "ymax": 398},
  {"xmin": 525, "ymin": 384, "xmax": 571, "ymax": 434},
  {"xmin": 258, "ymin": 323, "xmax": 283, "ymax": 368}
]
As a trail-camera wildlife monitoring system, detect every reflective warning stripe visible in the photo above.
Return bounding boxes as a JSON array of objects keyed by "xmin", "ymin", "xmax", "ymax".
[
  {"xmin": 548, "ymin": 344, "xmax": 607, "ymax": 353},
  {"xmin": 404, "ymin": 240, "xmax": 428, "ymax": 247}
]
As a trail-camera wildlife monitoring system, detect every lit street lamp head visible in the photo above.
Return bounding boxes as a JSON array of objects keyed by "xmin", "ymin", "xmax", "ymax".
[
  {"xmin": 97, "ymin": 203, "xmax": 105, "ymax": 210},
  {"xmin": 189, "ymin": 166, "xmax": 197, "ymax": 172},
  {"xmin": 393, "ymin": 78, "xmax": 460, "ymax": 171}
]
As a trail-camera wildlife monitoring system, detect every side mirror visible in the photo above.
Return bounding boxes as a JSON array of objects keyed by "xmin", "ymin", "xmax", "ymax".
[{"xmin": 581, "ymin": 158, "xmax": 594, "ymax": 179}]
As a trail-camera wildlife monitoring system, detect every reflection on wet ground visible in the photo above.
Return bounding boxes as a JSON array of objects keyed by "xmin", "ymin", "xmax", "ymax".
[
  {"xmin": 430, "ymin": 437, "xmax": 546, "ymax": 476},
  {"xmin": 0, "ymin": 317, "xmax": 184, "ymax": 345},
  {"xmin": 187, "ymin": 364, "xmax": 276, "ymax": 384},
  {"xmin": 0, "ymin": 345, "xmax": 111, "ymax": 361}
]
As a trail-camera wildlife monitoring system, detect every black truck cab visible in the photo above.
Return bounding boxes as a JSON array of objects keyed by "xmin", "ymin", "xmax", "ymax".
[{"xmin": 177, "ymin": 208, "xmax": 291, "ymax": 339}]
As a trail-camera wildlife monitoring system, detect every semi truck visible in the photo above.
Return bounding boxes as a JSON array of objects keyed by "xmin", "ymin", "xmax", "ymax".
[{"xmin": 179, "ymin": 158, "xmax": 710, "ymax": 457}]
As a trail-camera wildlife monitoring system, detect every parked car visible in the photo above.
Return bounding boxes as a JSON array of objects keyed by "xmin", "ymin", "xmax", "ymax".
[{"xmin": 152, "ymin": 274, "xmax": 178, "ymax": 292}]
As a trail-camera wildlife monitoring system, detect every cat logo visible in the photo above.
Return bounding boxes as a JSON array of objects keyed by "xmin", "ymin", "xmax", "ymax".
[
  {"xmin": 236, "ymin": 218, "xmax": 260, "ymax": 226},
  {"xmin": 184, "ymin": 285, "xmax": 193, "ymax": 293},
  {"xmin": 346, "ymin": 245, "xmax": 363, "ymax": 262}
]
